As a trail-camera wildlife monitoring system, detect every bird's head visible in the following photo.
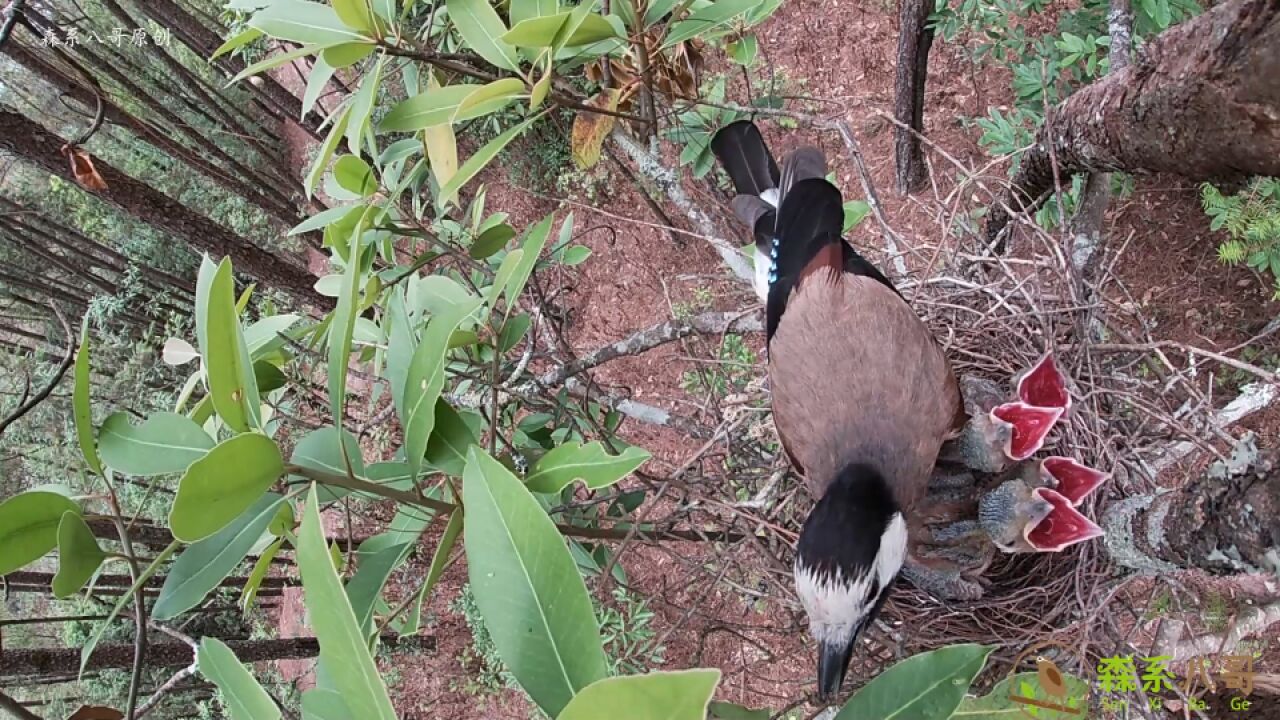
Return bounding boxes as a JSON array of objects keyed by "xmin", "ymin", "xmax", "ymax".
[{"xmin": 794, "ymin": 463, "xmax": 906, "ymax": 700}]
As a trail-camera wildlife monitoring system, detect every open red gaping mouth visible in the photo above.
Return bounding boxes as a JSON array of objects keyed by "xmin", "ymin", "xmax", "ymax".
[
  {"xmin": 1040, "ymin": 456, "xmax": 1109, "ymax": 506},
  {"xmin": 1018, "ymin": 354, "xmax": 1072, "ymax": 412},
  {"xmin": 1025, "ymin": 488, "xmax": 1105, "ymax": 551},
  {"xmin": 991, "ymin": 402, "xmax": 1065, "ymax": 460}
]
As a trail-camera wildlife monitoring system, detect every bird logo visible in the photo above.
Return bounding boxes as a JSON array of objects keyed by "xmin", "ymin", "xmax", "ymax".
[{"xmin": 1004, "ymin": 643, "xmax": 1087, "ymax": 717}]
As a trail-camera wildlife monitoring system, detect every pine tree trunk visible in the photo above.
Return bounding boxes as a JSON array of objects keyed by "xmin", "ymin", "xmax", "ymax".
[
  {"xmin": 0, "ymin": 110, "xmax": 327, "ymax": 308},
  {"xmin": 2, "ymin": 42, "xmax": 300, "ymax": 224},
  {"xmin": 987, "ymin": 0, "xmax": 1280, "ymax": 243},
  {"xmin": 893, "ymin": 0, "xmax": 934, "ymax": 194}
]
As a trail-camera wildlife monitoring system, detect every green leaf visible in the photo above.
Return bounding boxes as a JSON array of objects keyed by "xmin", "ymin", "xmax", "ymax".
[
  {"xmin": 302, "ymin": 54, "xmax": 339, "ymax": 117},
  {"xmin": 334, "ymin": 155, "xmax": 378, "ymax": 196},
  {"xmin": 511, "ymin": 0, "xmax": 559, "ymax": 25},
  {"xmin": 663, "ymin": 0, "xmax": 759, "ymax": 47},
  {"xmin": 952, "ymin": 671, "xmax": 1089, "ymax": 718},
  {"xmin": 197, "ymin": 257, "xmax": 261, "ymax": 432},
  {"xmin": 229, "ymin": 42, "xmax": 321, "ymax": 83},
  {"xmin": 345, "ymin": 542, "xmax": 406, "ymax": 636},
  {"xmin": 834, "ymin": 644, "xmax": 994, "ymax": 720},
  {"xmin": 308, "ymin": 106, "xmax": 351, "ymax": 198},
  {"xmin": 403, "ymin": 299, "xmax": 482, "ymax": 479},
  {"xmin": 456, "ymin": 78, "xmax": 527, "ymax": 118},
  {"xmin": 503, "ymin": 12, "xmax": 572, "ymax": 46},
  {"xmin": 346, "ymin": 55, "xmax": 385, "ymax": 153},
  {"xmin": 486, "ymin": 248, "xmax": 525, "ymax": 310},
  {"xmin": 82, "ymin": 541, "xmax": 178, "ymax": 678},
  {"xmin": 470, "ymin": 223, "xmax": 516, "ymax": 259},
  {"xmin": 245, "ymin": 314, "xmax": 302, "ymax": 358},
  {"xmin": 292, "ymin": 425, "xmax": 366, "ymax": 499},
  {"xmin": 843, "ymin": 200, "xmax": 871, "ymax": 233},
  {"xmin": 559, "ymin": 244, "xmax": 591, "ymax": 265},
  {"xmin": 0, "ymin": 491, "xmax": 81, "ymax": 575},
  {"xmin": 171, "ymin": 433, "xmax": 284, "ymax": 543},
  {"xmin": 708, "ymin": 701, "xmax": 771, "ymax": 720},
  {"xmin": 73, "ymin": 319, "xmax": 101, "ymax": 475},
  {"xmin": 334, "ymin": 0, "xmax": 377, "ymax": 31},
  {"xmin": 525, "ymin": 441, "xmax": 650, "ymax": 493},
  {"xmin": 380, "ymin": 85, "xmax": 475, "ymax": 131},
  {"xmin": 329, "ymin": 206, "xmax": 376, "ymax": 427},
  {"xmin": 556, "ymin": 670, "xmax": 721, "ymax": 720},
  {"xmin": 395, "ymin": 505, "xmax": 462, "ymax": 634},
  {"xmin": 302, "ymin": 689, "xmax": 355, "ymax": 720},
  {"xmin": 498, "ymin": 312, "xmax": 531, "ymax": 353},
  {"xmin": 322, "ymin": 41, "xmax": 375, "ymax": 67},
  {"xmin": 446, "ymin": 0, "xmax": 521, "ymax": 71},
  {"xmin": 248, "ymin": 0, "xmax": 369, "ymax": 44},
  {"xmin": 424, "ymin": 399, "xmax": 479, "ymax": 475},
  {"xmin": 463, "ymin": 448, "xmax": 608, "ymax": 716},
  {"xmin": 297, "ymin": 486, "xmax": 397, "ymax": 719},
  {"xmin": 499, "ymin": 213, "xmax": 554, "ymax": 308},
  {"xmin": 561, "ymin": 13, "xmax": 619, "ymax": 45},
  {"xmin": 241, "ymin": 536, "xmax": 284, "ymax": 614},
  {"xmin": 155, "ymin": 493, "xmax": 285, "ymax": 620},
  {"xmin": 98, "ymin": 412, "xmax": 215, "ymax": 476},
  {"xmin": 52, "ymin": 512, "xmax": 104, "ymax": 598},
  {"xmin": 197, "ymin": 638, "xmax": 283, "ymax": 720},
  {"xmin": 211, "ymin": 26, "xmax": 264, "ymax": 59}
]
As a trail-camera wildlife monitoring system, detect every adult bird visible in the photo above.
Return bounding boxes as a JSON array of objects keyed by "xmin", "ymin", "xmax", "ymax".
[{"xmin": 710, "ymin": 120, "xmax": 971, "ymax": 699}]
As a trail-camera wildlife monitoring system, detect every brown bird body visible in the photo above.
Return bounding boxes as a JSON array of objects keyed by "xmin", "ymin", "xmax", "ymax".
[{"xmin": 770, "ymin": 267, "xmax": 964, "ymax": 513}]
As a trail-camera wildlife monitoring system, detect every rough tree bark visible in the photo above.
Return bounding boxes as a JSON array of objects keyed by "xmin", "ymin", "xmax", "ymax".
[
  {"xmin": 1105, "ymin": 439, "xmax": 1280, "ymax": 576},
  {"xmin": 0, "ymin": 109, "xmax": 327, "ymax": 308},
  {"xmin": 894, "ymin": 0, "xmax": 935, "ymax": 194},
  {"xmin": 987, "ymin": 0, "xmax": 1280, "ymax": 243}
]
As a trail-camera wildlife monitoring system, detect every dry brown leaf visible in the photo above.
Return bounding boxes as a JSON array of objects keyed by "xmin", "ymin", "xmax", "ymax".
[
  {"xmin": 570, "ymin": 89, "xmax": 622, "ymax": 170},
  {"xmin": 61, "ymin": 144, "xmax": 107, "ymax": 191},
  {"xmin": 67, "ymin": 707, "xmax": 124, "ymax": 720}
]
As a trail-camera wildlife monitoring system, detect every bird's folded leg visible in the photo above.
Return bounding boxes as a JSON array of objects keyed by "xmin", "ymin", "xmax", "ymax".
[
  {"xmin": 901, "ymin": 553, "xmax": 986, "ymax": 601},
  {"xmin": 938, "ymin": 376, "xmax": 1017, "ymax": 473}
]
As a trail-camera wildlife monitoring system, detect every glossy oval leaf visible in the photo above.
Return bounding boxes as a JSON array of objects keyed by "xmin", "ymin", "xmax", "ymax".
[
  {"xmin": 170, "ymin": 433, "xmax": 284, "ymax": 543},
  {"xmin": 249, "ymin": 0, "xmax": 369, "ymax": 45},
  {"xmin": 308, "ymin": 106, "xmax": 351, "ymax": 199},
  {"xmin": 709, "ymin": 701, "xmax": 771, "ymax": 720},
  {"xmin": 402, "ymin": 298, "xmax": 482, "ymax": 480},
  {"xmin": 446, "ymin": 0, "xmax": 521, "ymax": 71},
  {"xmin": 424, "ymin": 399, "xmax": 478, "ymax": 476},
  {"xmin": 463, "ymin": 448, "xmax": 608, "ymax": 716},
  {"xmin": 329, "ymin": 206, "xmax": 376, "ymax": 427},
  {"xmin": 0, "ymin": 491, "xmax": 80, "ymax": 575},
  {"xmin": 379, "ymin": 85, "xmax": 477, "ymax": 131},
  {"xmin": 212, "ymin": 26, "xmax": 264, "ymax": 59},
  {"xmin": 99, "ymin": 412, "xmax": 215, "ymax": 477},
  {"xmin": 333, "ymin": 0, "xmax": 377, "ymax": 32},
  {"xmin": 556, "ymin": 669, "xmax": 721, "ymax": 720},
  {"xmin": 154, "ymin": 493, "xmax": 286, "ymax": 620},
  {"xmin": 469, "ymin": 223, "xmax": 516, "ymax": 259},
  {"xmin": 503, "ymin": 12, "xmax": 572, "ymax": 46},
  {"xmin": 455, "ymin": 78, "xmax": 526, "ymax": 119},
  {"xmin": 297, "ymin": 485, "xmax": 397, "ymax": 720},
  {"xmin": 73, "ymin": 319, "xmax": 101, "ymax": 474},
  {"xmin": 835, "ymin": 644, "xmax": 994, "ymax": 720},
  {"xmin": 197, "ymin": 637, "xmax": 282, "ymax": 720},
  {"xmin": 525, "ymin": 441, "xmax": 650, "ymax": 494},
  {"xmin": 197, "ymin": 257, "xmax": 261, "ymax": 433},
  {"xmin": 333, "ymin": 155, "xmax": 378, "ymax": 196},
  {"xmin": 52, "ymin": 512, "xmax": 105, "ymax": 598}
]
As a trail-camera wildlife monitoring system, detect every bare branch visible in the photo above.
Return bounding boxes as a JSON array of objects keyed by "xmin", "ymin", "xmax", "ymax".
[{"xmin": 0, "ymin": 303, "xmax": 73, "ymax": 438}]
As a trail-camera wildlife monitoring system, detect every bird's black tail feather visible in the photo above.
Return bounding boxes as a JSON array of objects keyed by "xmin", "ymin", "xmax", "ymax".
[
  {"xmin": 710, "ymin": 120, "xmax": 779, "ymax": 197},
  {"xmin": 766, "ymin": 178, "xmax": 899, "ymax": 339}
]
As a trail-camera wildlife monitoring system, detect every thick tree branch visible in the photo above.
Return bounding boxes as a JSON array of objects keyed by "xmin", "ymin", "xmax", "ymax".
[{"xmin": 988, "ymin": 0, "xmax": 1280, "ymax": 243}]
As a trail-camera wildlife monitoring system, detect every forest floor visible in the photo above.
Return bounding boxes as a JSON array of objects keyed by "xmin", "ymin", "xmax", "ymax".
[{"xmin": 269, "ymin": 0, "xmax": 1280, "ymax": 715}]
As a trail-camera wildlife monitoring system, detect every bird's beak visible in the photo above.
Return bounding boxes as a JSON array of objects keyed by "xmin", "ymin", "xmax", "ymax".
[
  {"xmin": 1025, "ymin": 488, "xmax": 1105, "ymax": 551},
  {"xmin": 817, "ymin": 637, "xmax": 854, "ymax": 701}
]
